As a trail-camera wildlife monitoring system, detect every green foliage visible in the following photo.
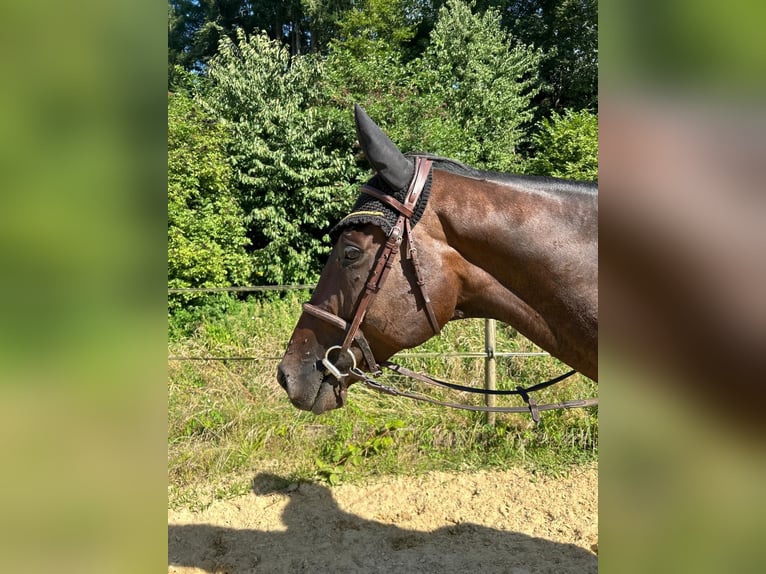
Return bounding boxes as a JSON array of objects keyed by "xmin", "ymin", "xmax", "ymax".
[
  {"xmin": 168, "ymin": 0, "xmax": 321, "ymax": 87},
  {"xmin": 333, "ymin": 0, "xmax": 416, "ymax": 57},
  {"xmin": 497, "ymin": 0, "xmax": 598, "ymax": 115},
  {"xmin": 322, "ymin": 0, "xmax": 424, "ymax": 147},
  {"xmin": 167, "ymin": 1, "xmax": 596, "ymax": 302},
  {"xmin": 528, "ymin": 108, "xmax": 598, "ymax": 180},
  {"xmin": 413, "ymin": 0, "xmax": 542, "ymax": 170},
  {"xmin": 326, "ymin": 0, "xmax": 542, "ymax": 172},
  {"xmin": 203, "ymin": 30, "xmax": 362, "ymax": 284},
  {"xmin": 316, "ymin": 418, "xmax": 404, "ymax": 485},
  {"xmin": 167, "ymin": 92, "xmax": 252, "ymax": 310},
  {"xmin": 167, "ymin": 292, "xmax": 240, "ymax": 340},
  {"xmin": 168, "ymin": 1, "xmax": 597, "ymax": 113},
  {"xmin": 300, "ymin": 0, "xmax": 358, "ymax": 53}
]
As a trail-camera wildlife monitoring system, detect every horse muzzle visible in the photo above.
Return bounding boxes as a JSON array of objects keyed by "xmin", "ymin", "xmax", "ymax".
[{"xmin": 276, "ymin": 361, "xmax": 350, "ymax": 414}]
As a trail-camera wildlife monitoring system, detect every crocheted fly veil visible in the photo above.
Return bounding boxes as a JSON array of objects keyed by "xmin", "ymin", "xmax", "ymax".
[{"xmin": 330, "ymin": 158, "xmax": 433, "ymax": 242}]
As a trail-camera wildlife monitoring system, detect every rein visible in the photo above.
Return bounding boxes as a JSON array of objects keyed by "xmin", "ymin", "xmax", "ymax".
[
  {"xmin": 301, "ymin": 156, "xmax": 597, "ymax": 423},
  {"xmin": 351, "ymin": 364, "xmax": 596, "ymax": 424}
]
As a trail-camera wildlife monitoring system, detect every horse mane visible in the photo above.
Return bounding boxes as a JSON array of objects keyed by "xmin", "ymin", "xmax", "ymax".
[{"xmin": 406, "ymin": 152, "xmax": 597, "ymax": 196}]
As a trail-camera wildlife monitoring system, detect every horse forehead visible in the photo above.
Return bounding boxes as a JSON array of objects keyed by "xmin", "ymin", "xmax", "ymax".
[{"xmin": 340, "ymin": 224, "xmax": 386, "ymax": 245}]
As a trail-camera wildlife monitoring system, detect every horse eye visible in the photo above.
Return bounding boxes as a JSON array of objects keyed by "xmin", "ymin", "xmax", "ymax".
[{"xmin": 343, "ymin": 246, "xmax": 361, "ymax": 262}]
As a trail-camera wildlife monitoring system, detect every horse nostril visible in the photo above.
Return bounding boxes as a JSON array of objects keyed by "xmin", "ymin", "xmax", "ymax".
[{"xmin": 276, "ymin": 365, "xmax": 288, "ymax": 391}]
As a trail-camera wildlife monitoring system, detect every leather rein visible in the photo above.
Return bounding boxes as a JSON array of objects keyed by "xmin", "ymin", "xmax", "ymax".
[{"xmin": 301, "ymin": 156, "xmax": 597, "ymax": 423}]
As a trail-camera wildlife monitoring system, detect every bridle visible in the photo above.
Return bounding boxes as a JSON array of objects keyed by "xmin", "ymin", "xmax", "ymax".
[
  {"xmin": 302, "ymin": 155, "xmax": 438, "ymax": 377},
  {"xmin": 300, "ymin": 156, "xmax": 597, "ymax": 423}
]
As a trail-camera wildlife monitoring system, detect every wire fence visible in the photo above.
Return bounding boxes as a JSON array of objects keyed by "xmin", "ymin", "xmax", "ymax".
[
  {"xmin": 168, "ymin": 285, "xmax": 315, "ymax": 294},
  {"xmin": 167, "ymin": 284, "xmax": 550, "ymax": 362},
  {"xmin": 168, "ymin": 284, "xmax": 560, "ymax": 424}
]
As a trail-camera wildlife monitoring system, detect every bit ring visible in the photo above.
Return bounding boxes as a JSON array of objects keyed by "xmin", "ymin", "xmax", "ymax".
[{"xmin": 322, "ymin": 345, "xmax": 357, "ymax": 380}]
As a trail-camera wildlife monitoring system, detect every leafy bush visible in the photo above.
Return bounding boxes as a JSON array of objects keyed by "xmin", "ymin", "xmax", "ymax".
[
  {"xmin": 414, "ymin": 0, "xmax": 542, "ymax": 171},
  {"xmin": 167, "ymin": 92, "xmax": 252, "ymax": 311},
  {"xmin": 203, "ymin": 30, "xmax": 363, "ymax": 285},
  {"xmin": 528, "ymin": 108, "xmax": 598, "ymax": 181},
  {"xmin": 167, "ymin": 1, "xmax": 594, "ymax": 307},
  {"xmin": 325, "ymin": 0, "xmax": 542, "ymax": 172}
]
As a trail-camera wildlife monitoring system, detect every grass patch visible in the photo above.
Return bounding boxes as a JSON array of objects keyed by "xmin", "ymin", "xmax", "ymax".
[{"xmin": 168, "ymin": 292, "xmax": 598, "ymax": 509}]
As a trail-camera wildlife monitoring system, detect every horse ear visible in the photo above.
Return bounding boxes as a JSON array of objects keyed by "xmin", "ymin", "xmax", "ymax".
[{"xmin": 354, "ymin": 104, "xmax": 414, "ymax": 192}]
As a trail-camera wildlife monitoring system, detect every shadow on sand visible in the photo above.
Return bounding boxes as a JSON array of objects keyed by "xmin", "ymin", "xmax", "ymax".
[{"xmin": 169, "ymin": 473, "xmax": 596, "ymax": 573}]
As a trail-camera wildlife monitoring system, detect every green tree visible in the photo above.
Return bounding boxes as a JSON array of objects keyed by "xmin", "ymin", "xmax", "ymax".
[
  {"xmin": 414, "ymin": 0, "xmax": 542, "ymax": 170},
  {"xmin": 527, "ymin": 108, "xmax": 597, "ymax": 180},
  {"xmin": 301, "ymin": 0, "xmax": 358, "ymax": 53},
  {"xmin": 332, "ymin": 0, "xmax": 417, "ymax": 56},
  {"xmin": 325, "ymin": 0, "xmax": 541, "ymax": 172},
  {"xmin": 203, "ymin": 30, "xmax": 360, "ymax": 285},
  {"xmin": 168, "ymin": 1, "xmax": 597, "ymax": 114},
  {"xmin": 500, "ymin": 0, "xmax": 598, "ymax": 114},
  {"xmin": 322, "ymin": 0, "xmax": 423, "ymax": 145},
  {"xmin": 167, "ymin": 92, "xmax": 252, "ymax": 308},
  {"xmin": 168, "ymin": 0, "xmax": 359, "ymax": 88}
]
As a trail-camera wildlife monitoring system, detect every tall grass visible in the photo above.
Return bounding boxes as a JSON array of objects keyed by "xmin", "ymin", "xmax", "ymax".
[{"xmin": 168, "ymin": 291, "xmax": 598, "ymax": 509}]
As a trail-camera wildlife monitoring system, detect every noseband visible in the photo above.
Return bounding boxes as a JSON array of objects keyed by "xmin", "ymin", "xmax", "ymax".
[{"xmin": 302, "ymin": 156, "xmax": 439, "ymax": 378}]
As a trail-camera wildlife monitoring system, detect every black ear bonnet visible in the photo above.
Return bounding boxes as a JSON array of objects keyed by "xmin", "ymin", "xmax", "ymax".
[{"xmin": 330, "ymin": 157, "xmax": 433, "ymax": 242}]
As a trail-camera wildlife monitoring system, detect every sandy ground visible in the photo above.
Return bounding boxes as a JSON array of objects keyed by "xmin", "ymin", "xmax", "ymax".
[{"xmin": 168, "ymin": 465, "xmax": 597, "ymax": 573}]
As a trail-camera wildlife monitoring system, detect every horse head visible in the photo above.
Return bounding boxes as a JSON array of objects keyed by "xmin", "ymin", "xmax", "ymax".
[
  {"xmin": 276, "ymin": 106, "xmax": 458, "ymax": 413},
  {"xmin": 277, "ymin": 106, "xmax": 598, "ymax": 414}
]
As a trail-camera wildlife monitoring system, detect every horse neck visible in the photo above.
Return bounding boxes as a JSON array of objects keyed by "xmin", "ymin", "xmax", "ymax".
[{"xmin": 429, "ymin": 169, "xmax": 598, "ymax": 376}]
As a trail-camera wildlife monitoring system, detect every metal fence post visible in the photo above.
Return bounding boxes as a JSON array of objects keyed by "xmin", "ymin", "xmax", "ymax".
[{"xmin": 484, "ymin": 319, "xmax": 497, "ymax": 426}]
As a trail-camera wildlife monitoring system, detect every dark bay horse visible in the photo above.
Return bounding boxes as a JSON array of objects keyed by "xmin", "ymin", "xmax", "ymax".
[{"xmin": 277, "ymin": 105, "xmax": 597, "ymax": 414}]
